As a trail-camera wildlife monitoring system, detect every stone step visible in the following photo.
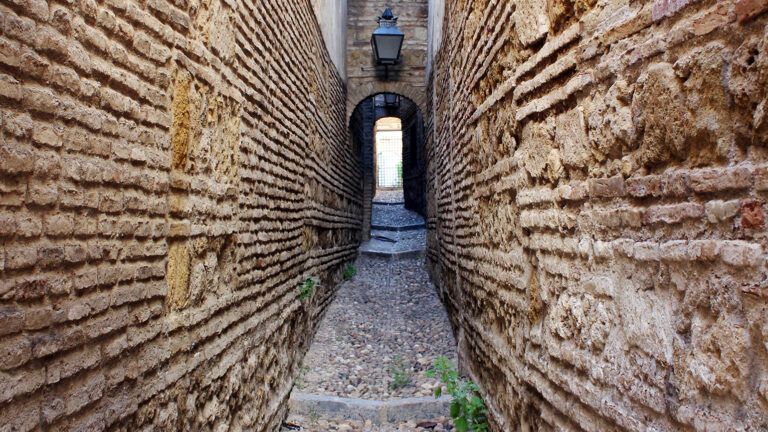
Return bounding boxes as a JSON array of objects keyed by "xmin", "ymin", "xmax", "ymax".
[
  {"xmin": 359, "ymin": 248, "xmax": 425, "ymax": 261},
  {"xmin": 359, "ymin": 228, "xmax": 426, "ymax": 260},
  {"xmin": 373, "ymin": 201, "xmax": 406, "ymax": 206},
  {"xmin": 370, "ymin": 223, "xmax": 426, "ymax": 232},
  {"xmin": 287, "ymin": 392, "xmax": 451, "ymax": 426}
]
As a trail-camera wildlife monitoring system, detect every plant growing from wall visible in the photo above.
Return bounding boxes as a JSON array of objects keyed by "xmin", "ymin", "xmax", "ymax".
[
  {"xmin": 294, "ymin": 364, "xmax": 310, "ymax": 390},
  {"xmin": 342, "ymin": 264, "xmax": 357, "ymax": 281},
  {"xmin": 427, "ymin": 356, "xmax": 489, "ymax": 432},
  {"xmin": 388, "ymin": 356, "xmax": 412, "ymax": 390},
  {"xmin": 299, "ymin": 277, "xmax": 317, "ymax": 301}
]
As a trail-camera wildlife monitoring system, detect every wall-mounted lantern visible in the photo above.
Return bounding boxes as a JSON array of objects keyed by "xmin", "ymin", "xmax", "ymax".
[
  {"xmin": 384, "ymin": 93, "xmax": 400, "ymax": 107},
  {"xmin": 371, "ymin": 7, "xmax": 404, "ymax": 80}
]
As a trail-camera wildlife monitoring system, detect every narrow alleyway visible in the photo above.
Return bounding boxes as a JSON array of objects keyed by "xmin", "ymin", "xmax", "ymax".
[
  {"xmin": 3, "ymin": 0, "xmax": 767, "ymax": 429},
  {"xmin": 282, "ymin": 192, "xmax": 457, "ymax": 431}
]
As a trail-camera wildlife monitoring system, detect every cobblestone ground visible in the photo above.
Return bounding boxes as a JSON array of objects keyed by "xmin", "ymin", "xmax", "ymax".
[
  {"xmin": 296, "ymin": 255, "xmax": 458, "ymax": 400},
  {"xmin": 373, "ymin": 189, "xmax": 405, "ymax": 203},
  {"xmin": 365, "ymin": 230, "xmax": 427, "ymax": 254},
  {"xmin": 282, "ymin": 416, "xmax": 454, "ymax": 432},
  {"xmin": 371, "ymin": 205, "xmax": 426, "ymax": 228}
]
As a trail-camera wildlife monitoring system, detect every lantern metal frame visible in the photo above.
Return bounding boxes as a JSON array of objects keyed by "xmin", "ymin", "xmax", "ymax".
[{"xmin": 370, "ymin": 7, "xmax": 405, "ymax": 80}]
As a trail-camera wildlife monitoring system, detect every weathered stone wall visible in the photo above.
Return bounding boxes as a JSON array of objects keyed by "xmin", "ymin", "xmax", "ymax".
[
  {"xmin": 349, "ymin": 97, "xmax": 374, "ymax": 237},
  {"xmin": 426, "ymin": 0, "xmax": 444, "ymax": 76},
  {"xmin": 426, "ymin": 0, "xmax": 768, "ymax": 430},
  {"xmin": 346, "ymin": 0, "xmax": 429, "ymax": 115},
  {"xmin": 401, "ymin": 101, "xmax": 427, "ymax": 216},
  {"xmin": 0, "ymin": 0, "xmax": 361, "ymax": 429},
  {"xmin": 311, "ymin": 0, "xmax": 347, "ymax": 79}
]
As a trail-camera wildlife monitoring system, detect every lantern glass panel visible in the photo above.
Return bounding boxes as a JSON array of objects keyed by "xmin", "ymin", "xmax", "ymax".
[
  {"xmin": 384, "ymin": 93, "xmax": 399, "ymax": 106},
  {"xmin": 373, "ymin": 34, "xmax": 404, "ymax": 64}
]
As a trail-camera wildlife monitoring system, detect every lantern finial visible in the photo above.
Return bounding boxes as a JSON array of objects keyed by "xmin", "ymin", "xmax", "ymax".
[{"xmin": 371, "ymin": 7, "xmax": 405, "ymax": 79}]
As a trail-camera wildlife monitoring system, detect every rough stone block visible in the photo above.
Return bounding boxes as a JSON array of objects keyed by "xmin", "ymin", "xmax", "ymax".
[
  {"xmin": 690, "ymin": 166, "xmax": 752, "ymax": 193},
  {"xmin": 633, "ymin": 241, "xmax": 661, "ymax": 261},
  {"xmin": 644, "ymin": 202, "xmax": 704, "ymax": 225},
  {"xmin": 689, "ymin": 240, "xmax": 721, "ymax": 261},
  {"xmin": 740, "ymin": 200, "xmax": 765, "ymax": 230},
  {"xmin": 735, "ymin": 0, "xmax": 768, "ymax": 21},
  {"xmin": 0, "ymin": 142, "xmax": 36, "ymax": 175},
  {"xmin": 588, "ymin": 176, "xmax": 626, "ymax": 198},
  {"xmin": 5, "ymin": 246, "xmax": 38, "ymax": 270},
  {"xmin": 720, "ymin": 241, "xmax": 763, "ymax": 267},
  {"xmin": 660, "ymin": 240, "xmax": 690, "ymax": 261},
  {"xmin": 0, "ymin": 308, "xmax": 24, "ymax": 337},
  {"xmin": 626, "ymin": 175, "xmax": 663, "ymax": 198},
  {"xmin": 690, "ymin": 1, "xmax": 734, "ymax": 36},
  {"xmin": 756, "ymin": 166, "xmax": 768, "ymax": 191},
  {"xmin": 705, "ymin": 200, "xmax": 741, "ymax": 223},
  {"xmin": 44, "ymin": 214, "xmax": 75, "ymax": 236},
  {"xmin": 25, "ymin": 306, "xmax": 58, "ymax": 331},
  {"xmin": 556, "ymin": 108, "xmax": 590, "ymax": 168},
  {"xmin": 514, "ymin": 0, "xmax": 550, "ymax": 47},
  {"xmin": 652, "ymin": 0, "xmax": 702, "ymax": 21},
  {"xmin": 0, "ymin": 334, "xmax": 32, "ymax": 370}
]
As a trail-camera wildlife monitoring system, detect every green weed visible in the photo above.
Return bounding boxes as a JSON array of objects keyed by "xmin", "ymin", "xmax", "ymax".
[
  {"xmin": 295, "ymin": 364, "xmax": 309, "ymax": 390},
  {"xmin": 388, "ymin": 356, "xmax": 412, "ymax": 390},
  {"xmin": 342, "ymin": 264, "xmax": 357, "ymax": 281},
  {"xmin": 426, "ymin": 356, "xmax": 489, "ymax": 432},
  {"xmin": 307, "ymin": 406, "xmax": 320, "ymax": 424},
  {"xmin": 299, "ymin": 277, "xmax": 317, "ymax": 301}
]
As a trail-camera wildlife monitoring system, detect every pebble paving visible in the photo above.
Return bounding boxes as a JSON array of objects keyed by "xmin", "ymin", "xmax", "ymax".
[
  {"xmin": 284, "ymin": 190, "xmax": 457, "ymax": 431},
  {"xmin": 282, "ymin": 416, "xmax": 454, "ymax": 432},
  {"xmin": 372, "ymin": 205, "xmax": 426, "ymax": 229},
  {"xmin": 373, "ymin": 189, "xmax": 406, "ymax": 204},
  {"xmin": 296, "ymin": 254, "xmax": 457, "ymax": 400}
]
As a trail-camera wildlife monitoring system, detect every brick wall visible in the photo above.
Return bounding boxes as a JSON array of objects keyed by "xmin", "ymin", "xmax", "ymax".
[
  {"xmin": 401, "ymin": 100, "xmax": 427, "ymax": 216},
  {"xmin": 426, "ymin": 0, "xmax": 768, "ymax": 430},
  {"xmin": 350, "ymin": 97, "xmax": 374, "ymax": 238},
  {"xmin": 346, "ymin": 0, "xmax": 429, "ymax": 115},
  {"xmin": 0, "ymin": 0, "xmax": 361, "ymax": 429}
]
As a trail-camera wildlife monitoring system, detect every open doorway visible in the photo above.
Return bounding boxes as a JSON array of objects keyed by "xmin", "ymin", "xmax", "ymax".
[
  {"xmin": 348, "ymin": 92, "xmax": 426, "ymax": 239},
  {"xmin": 375, "ymin": 117, "xmax": 403, "ymax": 189}
]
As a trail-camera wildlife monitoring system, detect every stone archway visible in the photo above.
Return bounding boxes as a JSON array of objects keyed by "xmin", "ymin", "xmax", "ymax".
[
  {"xmin": 345, "ymin": 0, "xmax": 429, "ymax": 120},
  {"xmin": 348, "ymin": 92, "xmax": 427, "ymax": 239},
  {"xmin": 347, "ymin": 82, "xmax": 429, "ymax": 122}
]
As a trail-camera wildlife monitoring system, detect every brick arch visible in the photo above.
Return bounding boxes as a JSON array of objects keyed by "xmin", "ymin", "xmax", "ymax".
[
  {"xmin": 347, "ymin": 82, "xmax": 428, "ymax": 121},
  {"xmin": 347, "ymin": 91, "xmax": 424, "ymax": 127},
  {"xmin": 347, "ymin": 91, "xmax": 427, "ymax": 240}
]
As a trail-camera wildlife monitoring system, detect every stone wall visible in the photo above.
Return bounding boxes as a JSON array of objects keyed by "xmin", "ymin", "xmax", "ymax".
[
  {"xmin": 426, "ymin": 0, "xmax": 768, "ymax": 430},
  {"xmin": 346, "ymin": 0, "xmax": 429, "ymax": 115},
  {"xmin": 0, "ymin": 0, "xmax": 361, "ymax": 430},
  {"xmin": 349, "ymin": 97, "xmax": 374, "ymax": 238},
  {"xmin": 426, "ymin": 0, "xmax": 444, "ymax": 76},
  {"xmin": 401, "ymin": 101, "xmax": 427, "ymax": 216},
  {"xmin": 311, "ymin": 0, "xmax": 348, "ymax": 78}
]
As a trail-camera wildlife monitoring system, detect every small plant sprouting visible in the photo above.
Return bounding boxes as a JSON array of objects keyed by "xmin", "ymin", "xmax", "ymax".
[
  {"xmin": 295, "ymin": 364, "xmax": 309, "ymax": 390},
  {"xmin": 299, "ymin": 277, "xmax": 317, "ymax": 301},
  {"xmin": 307, "ymin": 406, "xmax": 320, "ymax": 424},
  {"xmin": 426, "ymin": 356, "xmax": 489, "ymax": 432},
  {"xmin": 342, "ymin": 263, "xmax": 357, "ymax": 281},
  {"xmin": 388, "ymin": 356, "xmax": 412, "ymax": 390}
]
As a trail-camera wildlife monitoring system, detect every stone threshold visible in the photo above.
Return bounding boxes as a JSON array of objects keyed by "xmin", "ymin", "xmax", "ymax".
[
  {"xmin": 288, "ymin": 392, "xmax": 451, "ymax": 426},
  {"xmin": 370, "ymin": 223, "xmax": 427, "ymax": 232},
  {"xmin": 358, "ymin": 249, "xmax": 425, "ymax": 260},
  {"xmin": 372, "ymin": 201, "xmax": 407, "ymax": 206}
]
